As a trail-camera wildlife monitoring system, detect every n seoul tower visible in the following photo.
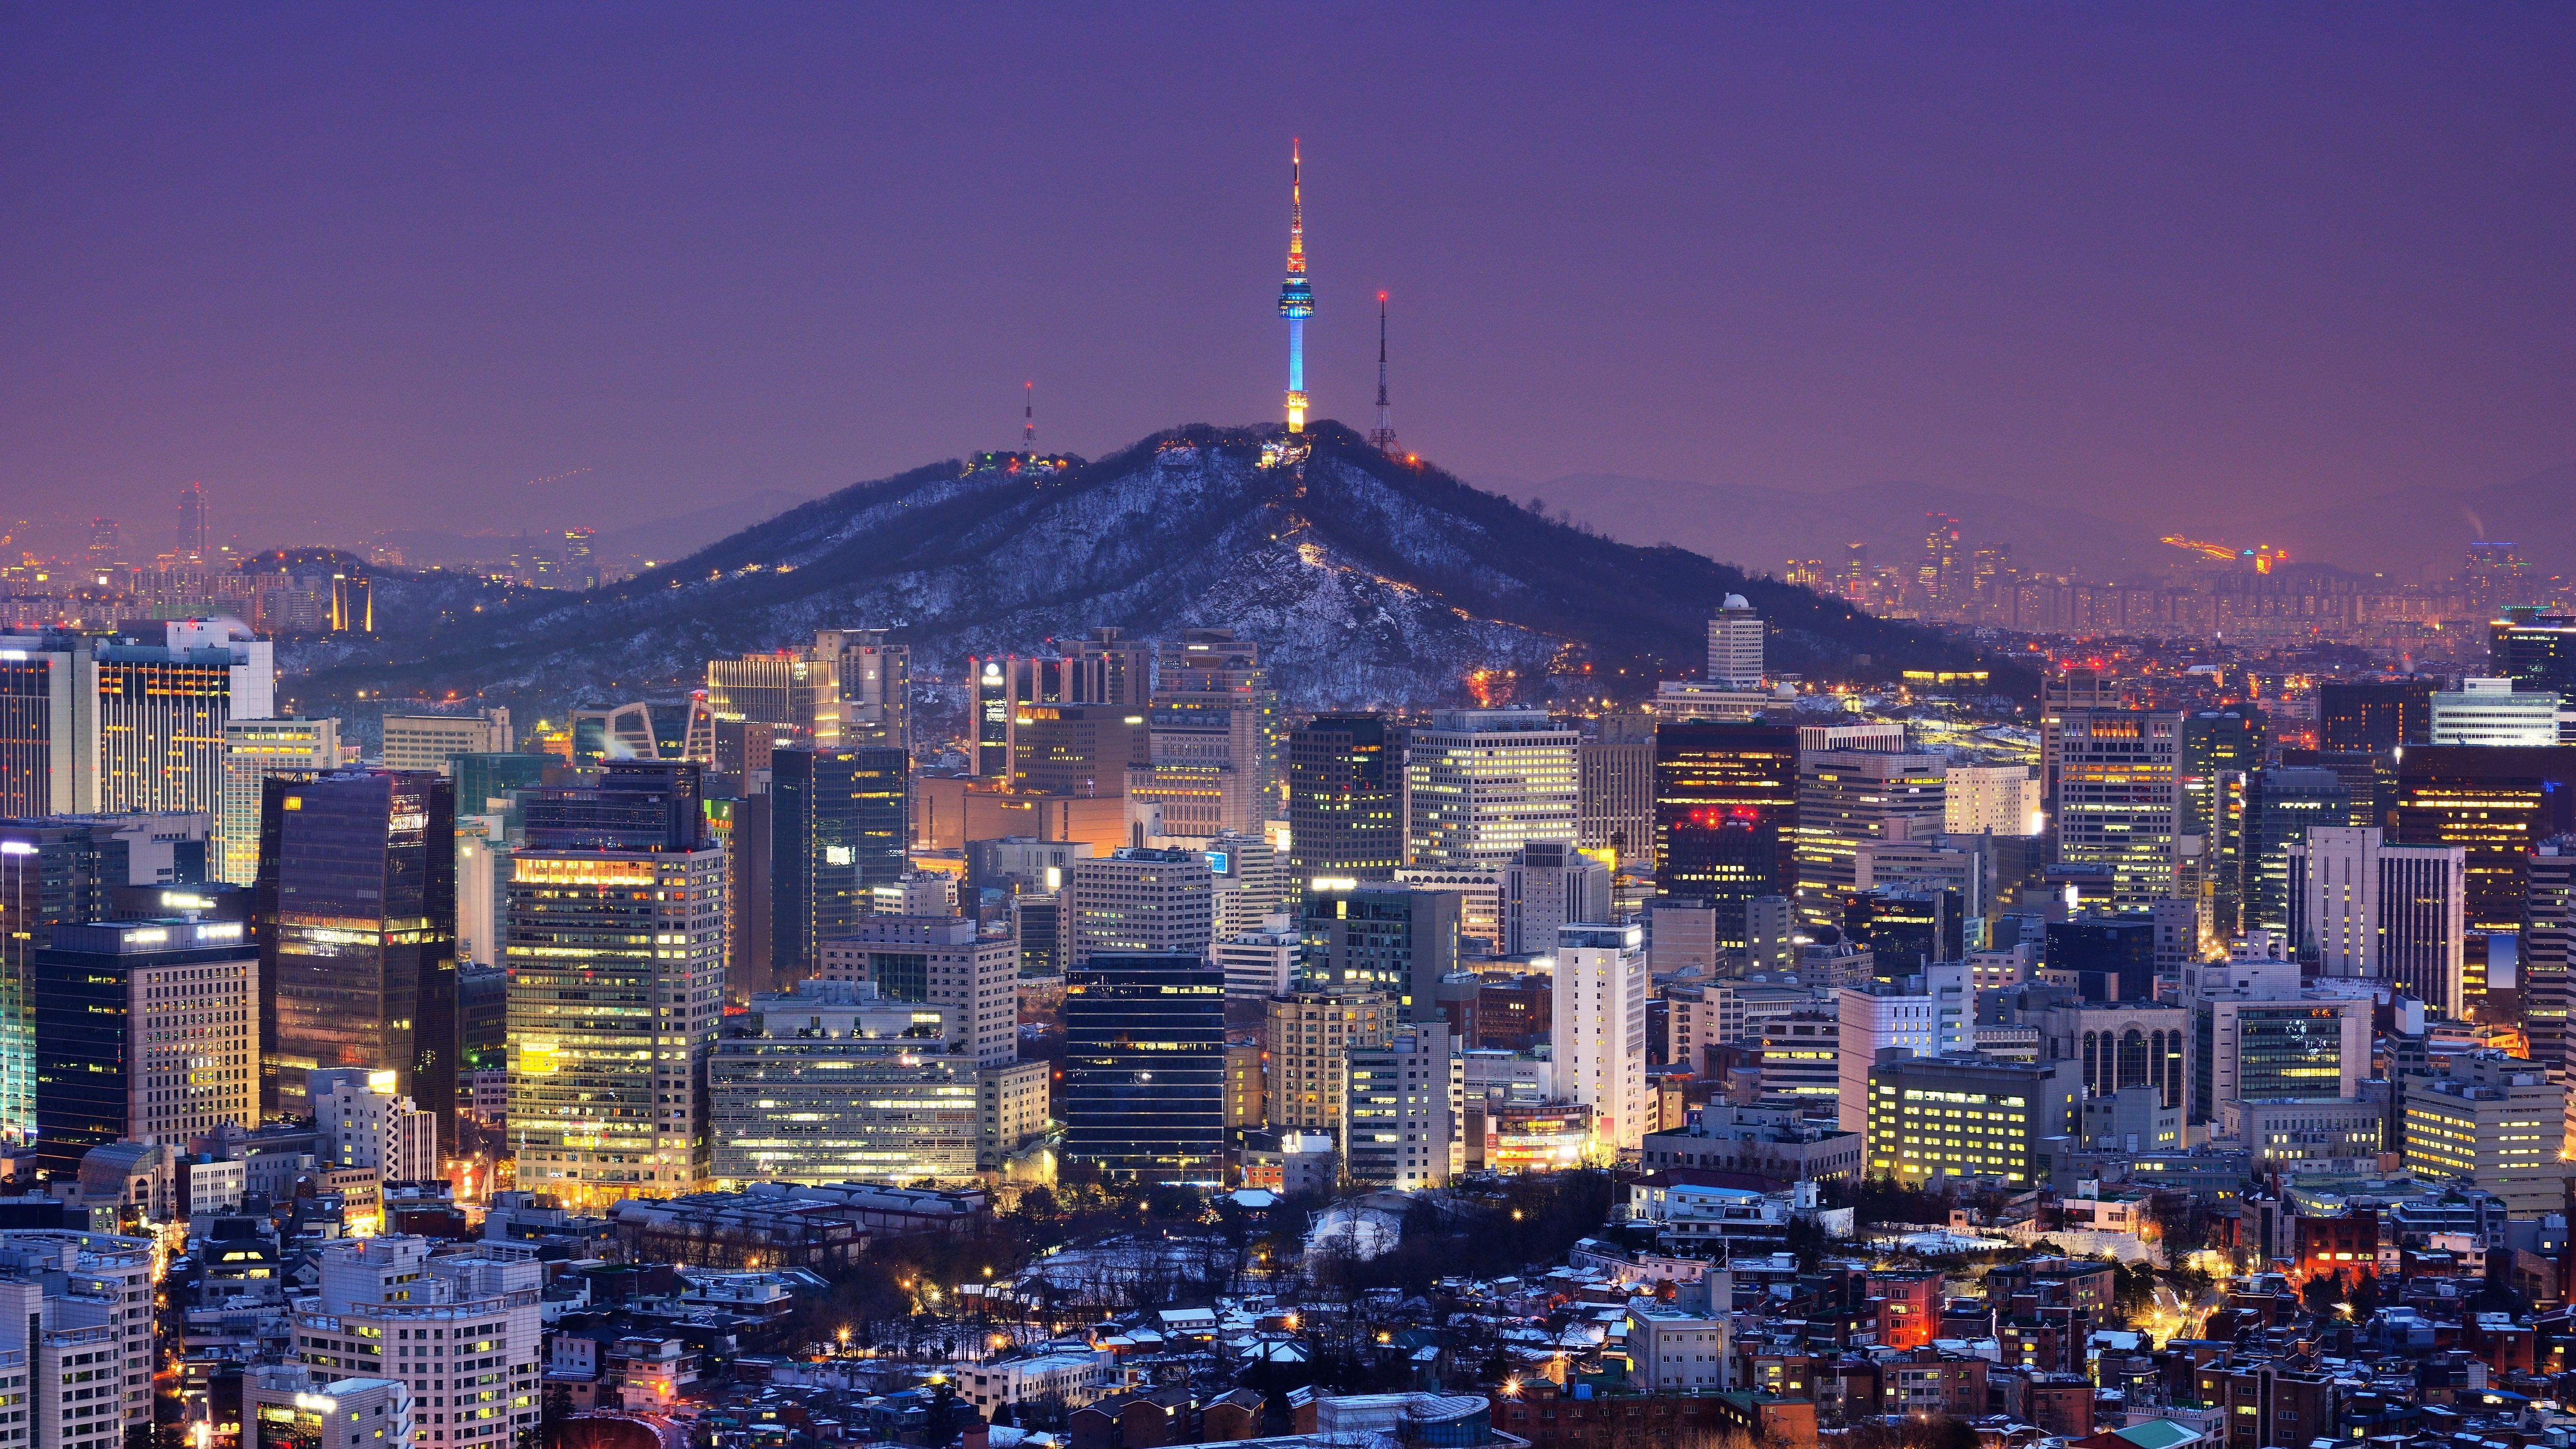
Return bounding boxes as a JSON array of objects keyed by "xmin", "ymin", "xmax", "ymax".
[{"xmin": 1278, "ymin": 139, "xmax": 1314, "ymax": 433}]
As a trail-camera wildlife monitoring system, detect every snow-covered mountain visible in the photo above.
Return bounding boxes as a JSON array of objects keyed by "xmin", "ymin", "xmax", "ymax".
[{"xmin": 286, "ymin": 421, "xmax": 2009, "ymax": 717}]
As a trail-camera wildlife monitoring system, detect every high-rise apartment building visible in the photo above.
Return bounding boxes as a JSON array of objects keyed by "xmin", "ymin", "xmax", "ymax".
[
  {"xmin": 709, "ymin": 980, "xmax": 976, "ymax": 1185},
  {"xmin": 1653, "ymin": 720, "xmax": 1799, "ymax": 947},
  {"xmin": 2055, "ymin": 710, "xmax": 2183, "ymax": 910},
  {"xmin": 379, "ymin": 709, "xmax": 513, "ymax": 775},
  {"xmin": 217, "ymin": 717, "xmax": 340, "ymax": 887},
  {"xmin": 2430, "ymin": 678, "xmax": 2562, "ymax": 747},
  {"xmin": 1943, "ymin": 764, "xmax": 2040, "ymax": 837},
  {"xmin": 2391, "ymin": 745, "xmax": 2576, "ymax": 933},
  {"xmin": 1706, "ymin": 595, "xmax": 1764, "ymax": 689},
  {"xmin": 1578, "ymin": 713, "xmax": 1655, "ymax": 863},
  {"xmin": 1264, "ymin": 990, "xmax": 1394, "ymax": 1134},
  {"xmin": 1344, "ymin": 1021, "xmax": 1462, "ymax": 1189},
  {"xmin": 1554, "ymin": 923, "xmax": 1647, "ymax": 1152},
  {"xmin": 2289, "ymin": 827, "xmax": 2466, "ymax": 1011},
  {"xmin": 769, "ymin": 746, "xmax": 907, "ymax": 981},
  {"xmin": 1795, "ymin": 748, "xmax": 1946, "ymax": 923},
  {"xmin": 1062, "ymin": 954, "xmax": 1225, "ymax": 1180},
  {"xmin": 31, "ymin": 918, "xmax": 258, "ymax": 1181},
  {"xmin": 2400, "ymin": 1050, "xmax": 2569, "ymax": 1217},
  {"xmin": 256, "ymin": 770, "xmax": 456, "ymax": 1128},
  {"xmin": 505, "ymin": 777, "xmax": 724, "ymax": 1205},
  {"xmin": 1286, "ymin": 714, "xmax": 1402, "ymax": 889},
  {"xmin": 1406, "ymin": 708, "xmax": 1579, "ymax": 870},
  {"xmin": 293, "ymin": 1237, "xmax": 543, "ymax": 1449},
  {"xmin": 816, "ymin": 915, "xmax": 1018, "ymax": 1067},
  {"xmin": 1066, "ymin": 847, "xmax": 1214, "ymax": 965},
  {"xmin": 1297, "ymin": 880, "xmax": 1460, "ymax": 1019},
  {"xmin": 814, "ymin": 628, "xmax": 912, "ymax": 753}
]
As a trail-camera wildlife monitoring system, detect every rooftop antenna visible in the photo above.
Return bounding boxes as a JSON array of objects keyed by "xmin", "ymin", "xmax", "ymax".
[
  {"xmin": 1368, "ymin": 291, "xmax": 1401, "ymax": 456},
  {"xmin": 1023, "ymin": 382, "xmax": 1035, "ymax": 453}
]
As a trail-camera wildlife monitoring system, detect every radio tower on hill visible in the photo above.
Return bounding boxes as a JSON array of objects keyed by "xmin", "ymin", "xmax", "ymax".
[
  {"xmin": 1023, "ymin": 382, "xmax": 1034, "ymax": 452},
  {"xmin": 1368, "ymin": 292, "xmax": 1401, "ymax": 456},
  {"xmin": 1278, "ymin": 139, "xmax": 1314, "ymax": 434}
]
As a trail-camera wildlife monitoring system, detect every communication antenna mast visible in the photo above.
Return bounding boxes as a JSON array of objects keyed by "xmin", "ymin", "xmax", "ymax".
[
  {"xmin": 1368, "ymin": 291, "xmax": 1401, "ymax": 456},
  {"xmin": 1023, "ymin": 382, "xmax": 1035, "ymax": 452}
]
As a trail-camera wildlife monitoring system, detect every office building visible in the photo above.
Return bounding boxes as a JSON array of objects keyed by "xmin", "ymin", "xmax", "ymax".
[
  {"xmin": 0, "ymin": 636, "xmax": 90, "ymax": 817},
  {"xmin": 0, "ymin": 1228, "xmax": 156, "ymax": 1443},
  {"xmin": 1065, "ymin": 847, "xmax": 1214, "ymax": 965},
  {"xmin": 1756, "ymin": 1011, "xmax": 1841, "ymax": 1103},
  {"xmin": 1864, "ymin": 1052, "xmax": 2077, "ymax": 1188},
  {"xmin": 505, "ymin": 781, "xmax": 725, "ymax": 1206},
  {"xmin": 1218, "ymin": 914, "xmax": 1298, "ymax": 1003},
  {"xmin": 256, "ymin": 770, "xmax": 456, "ymax": 1128},
  {"xmin": 379, "ymin": 710, "xmax": 513, "ymax": 775},
  {"xmin": 1130, "ymin": 630, "xmax": 1279, "ymax": 839},
  {"xmin": 1578, "ymin": 713, "xmax": 1656, "ymax": 863},
  {"xmin": 2045, "ymin": 913, "xmax": 2159, "ymax": 1003},
  {"xmin": 2242, "ymin": 765, "xmax": 2352, "ymax": 933},
  {"xmin": 30, "ymin": 918, "xmax": 258, "ymax": 1181},
  {"xmin": 1206, "ymin": 828, "xmax": 1290, "ymax": 937},
  {"xmin": 1062, "ymin": 954, "xmax": 1225, "ymax": 1181},
  {"xmin": 708, "ymin": 980, "xmax": 976, "ymax": 1185},
  {"xmin": 1061, "ymin": 626, "xmax": 1156, "ymax": 709},
  {"xmin": 245, "ymin": 1367, "xmax": 412, "ymax": 1449},
  {"xmin": 2030, "ymin": 999, "xmax": 2189, "ymax": 1114},
  {"xmin": 978, "ymin": 1060, "xmax": 1050, "ymax": 1170},
  {"xmin": 1343, "ymin": 1021, "xmax": 1462, "ymax": 1189},
  {"xmin": 1011, "ymin": 705, "xmax": 1148, "ymax": 798},
  {"xmin": 448, "ymin": 751, "xmax": 543, "ymax": 823},
  {"xmin": 216, "ymin": 717, "xmax": 340, "ymax": 887},
  {"xmin": 2400, "ymin": 1050, "xmax": 2569, "ymax": 1216},
  {"xmin": 455, "ymin": 817, "xmax": 504, "ymax": 969},
  {"xmin": 2529, "ymin": 840, "xmax": 2576, "ymax": 1093},
  {"xmin": 1265, "ymin": 990, "xmax": 1394, "ymax": 1134},
  {"xmin": 1653, "ymin": 720, "xmax": 1800, "ymax": 946},
  {"xmin": 816, "ymin": 914, "xmax": 1018, "ymax": 1066},
  {"xmin": 1285, "ymin": 714, "xmax": 1402, "ymax": 888},
  {"xmin": 309, "ymin": 1067, "xmax": 438, "ymax": 1189},
  {"xmin": 2040, "ymin": 668, "xmax": 2124, "ymax": 803},
  {"xmin": 1501, "ymin": 842, "xmax": 1611, "ymax": 955},
  {"xmin": 2391, "ymin": 745, "xmax": 2576, "ymax": 932},
  {"xmin": 292, "ymin": 1237, "xmax": 543, "ymax": 1449},
  {"xmin": 1835, "ymin": 963, "xmax": 1972, "ymax": 1134},
  {"xmin": 1393, "ymin": 864, "xmax": 1502, "ymax": 953},
  {"xmin": 814, "ymin": 628, "xmax": 911, "ymax": 753},
  {"xmin": 2490, "ymin": 611, "xmax": 2576, "ymax": 698},
  {"xmin": 2055, "ymin": 710, "xmax": 2183, "ymax": 910},
  {"xmin": 2182, "ymin": 941, "xmax": 2372, "ymax": 1126},
  {"xmin": 1554, "ymin": 923, "xmax": 1648, "ymax": 1152},
  {"xmin": 769, "ymin": 746, "xmax": 907, "ymax": 980},
  {"xmin": 1298, "ymin": 880, "xmax": 1460, "ymax": 1018},
  {"xmin": 569, "ymin": 698, "xmax": 711, "ymax": 765},
  {"xmin": 707, "ymin": 649, "xmax": 839, "ymax": 744},
  {"xmin": 2431, "ymin": 677, "xmax": 2562, "ymax": 747},
  {"xmin": 2228, "ymin": 1097, "xmax": 2383, "ymax": 1169},
  {"xmin": 1944, "ymin": 764, "xmax": 2040, "ymax": 837},
  {"xmin": 2289, "ymin": 827, "xmax": 2466, "ymax": 1009},
  {"xmin": 1405, "ymin": 708, "xmax": 1580, "ymax": 870},
  {"xmin": 2180, "ymin": 709, "xmax": 2262, "ymax": 939},
  {"xmin": 1706, "ymin": 594, "xmax": 1765, "ymax": 689},
  {"xmin": 1795, "ymin": 748, "xmax": 1946, "ymax": 922},
  {"xmin": 93, "ymin": 620, "xmax": 276, "ymax": 815},
  {"xmin": 1855, "ymin": 836, "xmax": 1988, "ymax": 923},
  {"xmin": 2318, "ymin": 678, "xmax": 2437, "ymax": 755},
  {"xmin": 1844, "ymin": 887, "xmax": 1964, "ymax": 973}
]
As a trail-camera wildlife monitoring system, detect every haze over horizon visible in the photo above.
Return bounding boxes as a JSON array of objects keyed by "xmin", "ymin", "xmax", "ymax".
[{"xmin": 6, "ymin": 5, "xmax": 2573, "ymax": 562}]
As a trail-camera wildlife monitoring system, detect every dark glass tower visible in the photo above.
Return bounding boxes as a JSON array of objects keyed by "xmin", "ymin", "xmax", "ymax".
[
  {"xmin": 255, "ymin": 769, "xmax": 457, "ymax": 1132},
  {"xmin": 2242, "ymin": 765, "xmax": 2351, "ymax": 933},
  {"xmin": 2180, "ymin": 709, "xmax": 2263, "ymax": 940},
  {"xmin": 1286, "ymin": 714, "xmax": 1402, "ymax": 890},
  {"xmin": 2391, "ymin": 745, "xmax": 2576, "ymax": 933},
  {"xmin": 1062, "ymin": 953, "xmax": 1225, "ymax": 1181},
  {"xmin": 769, "ymin": 747, "xmax": 908, "ymax": 982},
  {"xmin": 1297, "ymin": 880, "xmax": 1458, "ymax": 1019},
  {"xmin": 2317, "ymin": 679, "xmax": 2435, "ymax": 755},
  {"xmin": 1653, "ymin": 720, "xmax": 1799, "ymax": 947},
  {"xmin": 522, "ymin": 759, "xmax": 704, "ymax": 850}
]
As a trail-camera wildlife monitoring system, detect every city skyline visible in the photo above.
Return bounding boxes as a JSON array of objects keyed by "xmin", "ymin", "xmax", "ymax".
[{"xmin": 5, "ymin": 6, "xmax": 2573, "ymax": 560}]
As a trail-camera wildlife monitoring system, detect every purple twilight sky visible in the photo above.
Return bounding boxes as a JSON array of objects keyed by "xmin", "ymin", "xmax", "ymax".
[{"xmin": 3, "ymin": 3, "xmax": 2572, "ymax": 555}]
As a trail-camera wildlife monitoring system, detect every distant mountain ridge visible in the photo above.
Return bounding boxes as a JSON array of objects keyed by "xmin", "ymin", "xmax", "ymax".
[{"xmin": 289, "ymin": 421, "xmax": 2024, "ymax": 715}]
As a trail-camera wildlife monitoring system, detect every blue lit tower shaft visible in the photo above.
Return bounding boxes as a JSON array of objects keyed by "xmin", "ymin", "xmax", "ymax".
[{"xmin": 1278, "ymin": 139, "xmax": 1313, "ymax": 432}]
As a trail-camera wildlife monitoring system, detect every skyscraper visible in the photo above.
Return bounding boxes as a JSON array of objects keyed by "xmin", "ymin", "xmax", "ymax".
[
  {"xmin": 256, "ymin": 770, "xmax": 457, "ymax": 1129},
  {"xmin": 1705, "ymin": 595, "xmax": 1764, "ymax": 689},
  {"xmin": 1138, "ymin": 629, "xmax": 1281, "ymax": 839},
  {"xmin": 93, "ymin": 619, "xmax": 275, "ymax": 814},
  {"xmin": 2290, "ymin": 827, "xmax": 2466, "ymax": 1009},
  {"xmin": 1794, "ymin": 747, "xmax": 1946, "ymax": 923},
  {"xmin": 1405, "ymin": 708, "xmax": 1580, "ymax": 870},
  {"xmin": 175, "ymin": 481, "xmax": 208, "ymax": 561},
  {"xmin": 768, "ymin": 746, "xmax": 908, "ymax": 982},
  {"xmin": 2490, "ymin": 609, "xmax": 2576, "ymax": 698},
  {"xmin": 2430, "ymin": 678, "xmax": 2562, "ymax": 747},
  {"xmin": 1278, "ymin": 139, "xmax": 1313, "ymax": 433},
  {"xmin": 814, "ymin": 628, "xmax": 911, "ymax": 753},
  {"xmin": 2318, "ymin": 678, "xmax": 2436, "ymax": 755},
  {"xmin": 1578, "ymin": 713, "xmax": 1656, "ymax": 863},
  {"xmin": 0, "ymin": 636, "xmax": 90, "ymax": 818},
  {"xmin": 1297, "ymin": 880, "xmax": 1460, "ymax": 1019},
  {"xmin": 1066, "ymin": 847, "xmax": 1215, "ymax": 965},
  {"xmin": 379, "ymin": 709, "xmax": 513, "ymax": 774},
  {"xmin": 2054, "ymin": 710, "xmax": 2183, "ymax": 911},
  {"xmin": 32, "ymin": 917, "xmax": 258, "ymax": 1182},
  {"xmin": 2179, "ymin": 709, "xmax": 2263, "ymax": 940},
  {"xmin": 218, "ymin": 717, "xmax": 341, "ymax": 887},
  {"xmin": 707, "ymin": 651, "xmax": 838, "ymax": 744},
  {"xmin": 1653, "ymin": 720, "xmax": 1799, "ymax": 947},
  {"xmin": 1286, "ymin": 713, "xmax": 1402, "ymax": 889},
  {"xmin": 1011, "ymin": 705, "xmax": 1148, "ymax": 797},
  {"xmin": 2391, "ymin": 745, "xmax": 2576, "ymax": 933},
  {"xmin": 1554, "ymin": 923, "xmax": 1648, "ymax": 1152},
  {"xmin": 1064, "ymin": 626, "xmax": 1156, "ymax": 709},
  {"xmin": 506, "ymin": 769, "xmax": 725, "ymax": 1205},
  {"xmin": 2243, "ymin": 764, "xmax": 2352, "ymax": 933},
  {"xmin": 1062, "ymin": 954, "xmax": 1225, "ymax": 1181}
]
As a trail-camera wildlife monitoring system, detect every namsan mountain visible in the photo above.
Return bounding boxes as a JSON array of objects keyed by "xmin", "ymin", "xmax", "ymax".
[{"xmin": 291, "ymin": 422, "xmax": 2018, "ymax": 715}]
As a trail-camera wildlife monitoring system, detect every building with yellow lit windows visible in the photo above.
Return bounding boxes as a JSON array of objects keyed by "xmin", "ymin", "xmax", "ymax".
[
  {"xmin": 2399, "ymin": 1049, "xmax": 2570, "ymax": 1216},
  {"xmin": 1864, "ymin": 1051, "xmax": 2078, "ymax": 1187},
  {"xmin": 1405, "ymin": 708, "xmax": 1580, "ymax": 871},
  {"xmin": 505, "ymin": 781, "xmax": 727, "ymax": 1207}
]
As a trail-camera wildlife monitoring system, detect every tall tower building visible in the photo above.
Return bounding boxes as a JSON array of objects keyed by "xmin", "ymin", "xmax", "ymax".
[
  {"xmin": 32, "ymin": 917, "xmax": 258, "ymax": 1182},
  {"xmin": 1579, "ymin": 713, "xmax": 1656, "ymax": 864},
  {"xmin": 1137, "ymin": 629, "xmax": 1280, "ymax": 839},
  {"xmin": 256, "ymin": 770, "xmax": 457, "ymax": 1129},
  {"xmin": 1794, "ymin": 747, "xmax": 1946, "ymax": 924},
  {"xmin": 769, "ymin": 747, "xmax": 908, "ymax": 983},
  {"xmin": 217, "ymin": 717, "xmax": 341, "ymax": 887},
  {"xmin": 1286, "ymin": 713, "xmax": 1402, "ymax": 889},
  {"xmin": 175, "ymin": 481, "xmax": 208, "ymax": 561},
  {"xmin": 1405, "ymin": 708, "xmax": 1580, "ymax": 870},
  {"xmin": 1706, "ymin": 595, "xmax": 1764, "ymax": 690},
  {"xmin": 1062, "ymin": 954, "xmax": 1226, "ymax": 1180},
  {"xmin": 506, "ymin": 772, "xmax": 726, "ymax": 1205},
  {"xmin": 1554, "ymin": 923, "xmax": 1648, "ymax": 1152},
  {"xmin": 93, "ymin": 619, "xmax": 275, "ymax": 815},
  {"xmin": 1653, "ymin": 720, "xmax": 1800, "ymax": 948},
  {"xmin": 2288, "ymin": 827, "xmax": 2465, "ymax": 1012},
  {"xmin": 815, "ymin": 628, "xmax": 911, "ymax": 754},
  {"xmin": 0, "ymin": 635, "xmax": 90, "ymax": 818},
  {"xmin": 2055, "ymin": 710, "xmax": 2184, "ymax": 910},
  {"xmin": 2391, "ymin": 745, "xmax": 2576, "ymax": 934},
  {"xmin": 1278, "ymin": 140, "xmax": 1314, "ymax": 433}
]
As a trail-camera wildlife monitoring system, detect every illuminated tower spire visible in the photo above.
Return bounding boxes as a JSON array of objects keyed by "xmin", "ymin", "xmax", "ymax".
[
  {"xmin": 1023, "ymin": 381, "xmax": 1034, "ymax": 452},
  {"xmin": 1368, "ymin": 291, "xmax": 1401, "ymax": 456},
  {"xmin": 1277, "ymin": 138, "xmax": 1314, "ymax": 433}
]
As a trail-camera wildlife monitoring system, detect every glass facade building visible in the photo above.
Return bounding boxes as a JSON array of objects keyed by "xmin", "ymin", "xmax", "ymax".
[
  {"xmin": 2391, "ymin": 745, "xmax": 2576, "ymax": 932},
  {"xmin": 769, "ymin": 747, "xmax": 907, "ymax": 980},
  {"xmin": 255, "ymin": 769, "xmax": 457, "ymax": 1130},
  {"xmin": 1062, "ymin": 953, "xmax": 1225, "ymax": 1181},
  {"xmin": 1286, "ymin": 713, "xmax": 1403, "ymax": 891},
  {"xmin": 1653, "ymin": 720, "xmax": 1799, "ymax": 948}
]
